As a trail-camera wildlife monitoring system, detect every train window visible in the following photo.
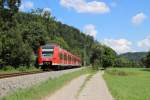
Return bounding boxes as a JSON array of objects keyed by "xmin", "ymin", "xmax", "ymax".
[
  {"xmin": 65, "ymin": 54, "xmax": 67, "ymax": 60},
  {"xmin": 65, "ymin": 55, "xmax": 67, "ymax": 61},
  {"xmin": 66, "ymin": 55, "xmax": 68, "ymax": 60},
  {"xmin": 42, "ymin": 45, "xmax": 54, "ymax": 49},
  {"xmin": 60, "ymin": 53, "xmax": 64, "ymax": 59},
  {"xmin": 68, "ymin": 56, "xmax": 69, "ymax": 61},
  {"xmin": 64, "ymin": 54, "xmax": 66, "ymax": 60},
  {"xmin": 70, "ymin": 56, "xmax": 71, "ymax": 61},
  {"xmin": 71, "ymin": 57, "xmax": 72, "ymax": 62},
  {"xmin": 65, "ymin": 54, "xmax": 68, "ymax": 60},
  {"xmin": 42, "ymin": 51, "xmax": 53, "ymax": 57}
]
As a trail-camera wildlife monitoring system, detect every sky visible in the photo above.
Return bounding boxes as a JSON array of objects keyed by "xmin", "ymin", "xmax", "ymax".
[{"xmin": 20, "ymin": 0, "xmax": 150, "ymax": 54}]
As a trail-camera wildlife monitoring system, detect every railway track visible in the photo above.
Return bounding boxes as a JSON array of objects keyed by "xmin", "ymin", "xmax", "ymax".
[{"xmin": 0, "ymin": 71, "xmax": 47, "ymax": 79}]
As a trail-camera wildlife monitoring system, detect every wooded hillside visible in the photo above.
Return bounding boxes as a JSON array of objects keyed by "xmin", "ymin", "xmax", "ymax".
[
  {"xmin": 0, "ymin": 0, "xmax": 150, "ymax": 69},
  {"xmin": 0, "ymin": 0, "xmax": 117, "ymax": 68},
  {"xmin": 120, "ymin": 52, "xmax": 148, "ymax": 62}
]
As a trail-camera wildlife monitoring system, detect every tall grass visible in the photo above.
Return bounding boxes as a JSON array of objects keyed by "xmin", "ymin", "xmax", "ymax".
[
  {"xmin": 0, "ymin": 66, "xmax": 40, "ymax": 74},
  {"xmin": 104, "ymin": 68, "xmax": 150, "ymax": 100}
]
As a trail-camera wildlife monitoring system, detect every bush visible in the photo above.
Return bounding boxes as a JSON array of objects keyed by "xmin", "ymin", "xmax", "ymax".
[
  {"xmin": 106, "ymin": 69, "xmax": 139, "ymax": 76},
  {"xmin": 92, "ymin": 59, "xmax": 102, "ymax": 70},
  {"xmin": 17, "ymin": 66, "xmax": 28, "ymax": 72},
  {"xmin": 114, "ymin": 57, "xmax": 131, "ymax": 67},
  {"xmin": 0, "ymin": 59, "xmax": 5, "ymax": 68},
  {"xmin": 1, "ymin": 66, "xmax": 15, "ymax": 71},
  {"xmin": 16, "ymin": 66, "xmax": 39, "ymax": 72},
  {"xmin": 0, "ymin": 38, "xmax": 2, "ymax": 55}
]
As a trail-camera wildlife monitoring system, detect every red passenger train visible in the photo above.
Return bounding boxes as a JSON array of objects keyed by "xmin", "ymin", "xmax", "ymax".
[{"xmin": 38, "ymin": 44, "xmax": 81, "ymax": 70}]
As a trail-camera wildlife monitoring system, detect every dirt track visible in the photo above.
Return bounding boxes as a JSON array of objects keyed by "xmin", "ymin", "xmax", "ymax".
[{"xmin": 45, "ymin": 72, "xmax": 113, "ymax": 100}]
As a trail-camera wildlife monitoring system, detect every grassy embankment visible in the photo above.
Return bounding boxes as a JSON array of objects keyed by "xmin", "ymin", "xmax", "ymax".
[
  {"xmin": 104, "ymin": 68, "xmax": 150, "ymax": 100},
  {"xmin": 1, "ymin": 67, "xmax": 96, "ymax": 100},
  {"xmin": 0, "ymin": 66, "xmax": 40, "ymax": 74}
]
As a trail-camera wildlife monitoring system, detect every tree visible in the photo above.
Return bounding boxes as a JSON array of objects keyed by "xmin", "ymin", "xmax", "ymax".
[
  {"xmin": 50, "ymin": 36, "xmax": 70, "ymax": 50},
  {"xmin": 114, "ymin": 57, "xmax": 131, "ymax": 67},
  {"xmin": 1, "ymin": 30, "xmax": 33, "ymax": 67},
  {"xmin": 0, "ymin": 0, "xmax": 21, "ymax": 12},
  {"xmin": 102, "ymin": 45, "xmax": 116, "ymax": 69},
  {"xmin": 0, "ymin": 0, "xmax": 21, "ymax": 36},
  {"xmin": 6, "ymin": 0, "xmax": 21, "ymax": 15},
  {"xmin": 0, "ymin": 0, "xmax": 4, "ymax": 9},
  {"xmin": 21, "ymin": 21, "xmax": 49, "ymax": 53},
  {"xmin": 142, "ymin": 51, "xmax": 150, "ymax": 68},
  {"xmin": 90, "ymin": 43, "xmax": 104, "ymax": 69},
  {"xmin": 0, "ymin": 43, "xmax": 1, "ymax": 57},
  {"xmin": 90, "ymin": 44, "xmax": 117, "ymax": 69},
  {"xmin": 0, "ymin": 36, "xmax": 3, "ymax": 67}
]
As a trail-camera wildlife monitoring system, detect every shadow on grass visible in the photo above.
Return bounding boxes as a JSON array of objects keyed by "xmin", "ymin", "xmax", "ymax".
[
  {"xmin": 100, "ymin": 68, "xmax": 105, "ymax": 70},
  {"xmin": 141, "ymin": 68, "xmax": 150, "ymax": 72},
  {"xmin": 105, "ymin": 69, "xmax": 140, "ymax": 76}
]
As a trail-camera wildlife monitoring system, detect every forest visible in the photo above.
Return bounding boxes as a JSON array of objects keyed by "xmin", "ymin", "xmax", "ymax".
[{"xmin": 0, "ymin": 0, "xmax": 150, "ymax": 69}]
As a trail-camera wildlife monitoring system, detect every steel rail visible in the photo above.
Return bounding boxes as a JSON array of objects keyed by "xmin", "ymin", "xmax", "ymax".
[{"xmin": 0, "ymin": 71, "xmax": 48, "ymax": 79}]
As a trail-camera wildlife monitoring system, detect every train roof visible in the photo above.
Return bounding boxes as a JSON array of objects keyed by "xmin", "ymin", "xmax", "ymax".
[
  {"xmin": 41, "ymin": 44, "xmax": 59, "ymax": 49},
  {"xmin": 41, "ymin": 44, "xmax": 81, "ymax": 60}
]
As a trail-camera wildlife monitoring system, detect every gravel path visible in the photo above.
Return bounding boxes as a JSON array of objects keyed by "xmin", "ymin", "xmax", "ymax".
[
  {"xmin": 0, "ymin": 68, "xmax": 82, "ymax": 97},
  {"xmin": 78, "ymin": 72, "xmax": 114, "ymax": 100},
  {"xmin": 45, "ymin": 75, "xmax": 88, "ymax": 100},
  {"xmin": 45, "ymin": 71, "xmax": 114, "ymax": 100}
]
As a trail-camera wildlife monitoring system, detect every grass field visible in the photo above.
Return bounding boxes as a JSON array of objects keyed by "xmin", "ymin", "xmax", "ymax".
[
  {"xmin": 104, "ymin": 68, "xmax": 150, "ymax": 100},
  {"xmin": 1, "ymin": 67, "xmax": 95, "ymax": 100}
]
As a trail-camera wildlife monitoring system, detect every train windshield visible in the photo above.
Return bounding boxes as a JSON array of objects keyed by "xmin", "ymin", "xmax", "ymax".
[{"xmin": 42, "ymin": 49, "xmax": 53, "ymax": 57}]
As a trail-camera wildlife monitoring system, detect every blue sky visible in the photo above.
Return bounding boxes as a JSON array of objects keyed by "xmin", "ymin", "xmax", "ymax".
[{"xmin": 20, "ymin": 0, "xmax": 150, "ymax": 54}]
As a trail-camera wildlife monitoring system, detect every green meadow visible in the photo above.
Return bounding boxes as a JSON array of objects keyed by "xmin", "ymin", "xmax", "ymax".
[{"xmin": 104, "ymin": 68, "xmax": 150, "ymax": 100}]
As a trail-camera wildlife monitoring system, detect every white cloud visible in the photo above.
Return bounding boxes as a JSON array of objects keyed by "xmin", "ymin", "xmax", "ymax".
[
  {"xmin": 43, "ymin": 8, "xmax": 51, "ymax": 12},
  {"xmin": 132, "ymin": 12, "xmax": 147, "ymax": 25},
  {"xmin": 83, "ymin": 24, "xmax": 98, "ymax": 38},
  {"xmin": 138, "ymin": 36, "xmax": 150, "ymax": 51},
  {"xmin": 20, "ymin": 1, "xmax": 34, "ymax": 11},
  {"xmin": 102, "ymin": 38, "xmax": 134, "ymax": 54},
  {"xmin": 60, "ymin": 0, "xmax": 110, "ymax": 14}
]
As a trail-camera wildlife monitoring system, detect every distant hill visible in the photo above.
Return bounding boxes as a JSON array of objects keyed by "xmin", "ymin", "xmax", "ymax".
[{"xmin": 120, "ymin": 52, "xmax": 148, "ymax": 62}]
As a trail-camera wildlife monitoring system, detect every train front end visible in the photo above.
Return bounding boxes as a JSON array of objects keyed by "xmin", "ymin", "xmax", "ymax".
[{"xmin": 38, "ymin": 44, "xmax": 59, "ymax": 68}]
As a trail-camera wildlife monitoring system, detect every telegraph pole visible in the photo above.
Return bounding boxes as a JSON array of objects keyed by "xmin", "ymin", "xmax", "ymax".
[{"xmin": 84, "ymin": 45, "xmax": 87, "ymax": 66}]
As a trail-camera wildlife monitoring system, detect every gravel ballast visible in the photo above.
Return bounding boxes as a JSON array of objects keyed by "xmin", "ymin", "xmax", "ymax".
[{"xmin": 0, "ymin": 68, "xmax": 82, "ymax": 97}]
